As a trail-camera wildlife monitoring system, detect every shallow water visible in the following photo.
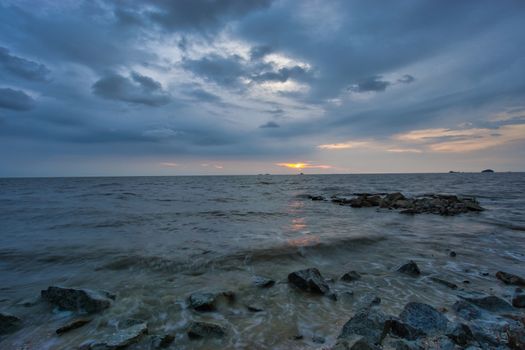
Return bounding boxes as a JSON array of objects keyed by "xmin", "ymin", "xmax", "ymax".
[{"xmin": 0, "ymin": 173, "xmax": 524, "ymax": 349}]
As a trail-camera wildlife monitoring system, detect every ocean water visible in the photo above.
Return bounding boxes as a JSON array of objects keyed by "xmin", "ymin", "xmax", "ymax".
[{"xmin": 0, "ymin": 173, "xmax": 524, "ymax": 349}]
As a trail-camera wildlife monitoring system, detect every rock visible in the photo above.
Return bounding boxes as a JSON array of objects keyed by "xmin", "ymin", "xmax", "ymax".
[
  {"xmin": 312, "ymin": 335, "xmax": 326, "ymax": 344},
  {"xmin": 92, "ymin": 323, "xmax": 148, "ymax": 349},
  {"xmin": 449, "ymin": 251, "xmax": 457, "ymax": 257},
  {"xmin": 41, "ymin": 286, "xmax": 113, "ymax": 313},
  {"xmin": 381, "ymin": 192, "xmax": 406, "ymax": 207},
  {"xmin": 0, "ymin": 312, "xmax": 22, "ymax": 335},
  {"xmin": 429, "ymin": 277, "xmax": 458, "ymax": 290},
  {"xmin": 384, "ymin": 318, "xmax": 424, "ymax": 340},
  {"xmin": 341, "ymin": 271, "xmax": 362, "ymax": 282},
  {"xmin": 338, "ymin": 307, "xmax": 387, "ymax": 345},
  {"xmin": 512, "ymin": 288, "xmax": 525, "ymax": 308},
  {"xmin": 187, "ymin": 291, "xmax": 234, "ymax": 312},
  {"xmin": 446, "ymin": 323, "xmax": 474, "ymax": 346},
  {"xmin": 452, "ymin": 300, "xmax": 482, "ymax": 320},
  {"xmin": 508, "ymin": 327, "xmax": 525, "ymax": 349},
  {"xmin": 496, "ymin": 271, "xmax": 525, "ymax": 286},
  {"xmin": 56, "ymin": 318, "xmax": 91, "ymax": 335},
  {"xmin": 481, "ymin": 169, "xmax": 494, "ymax": 173},
  {"xmin": 308, "ymin": 195, "xmax": 325, "ymax": 201},
  {"xmin": 252, "ymin": 275, "xmax": 275, "ymax": 288},
  {"xmin": 245, "ymin": 302, "xmax": 264, "ymax": 312},
  {"xmin": 332, "ymin": 335, "xmax": 378, "ymax": 349},
  {"xmin": 417, "ymin": 335, "xmax": 456, "ymax": 350},
  {"xmin": 148, "ymin": 334, "xmax": 175, "ymax": 348},
  {"xmin": 187, "ymin": 321, "xmax": 226, "ymax": 339},
  {"xmin": 399, "ymin": 302, "xmax": 449, "ymax": 335},
  {"xmin": 397, "ymin": 261, "xmax": 421, "ymax": 276},
  {"xmin": 288, "ymin": 268, "xmax": 330, "ymax": 294},
  {"xmin": 461, "ymin": 295, "xmax": 514, "ymax": 312}
]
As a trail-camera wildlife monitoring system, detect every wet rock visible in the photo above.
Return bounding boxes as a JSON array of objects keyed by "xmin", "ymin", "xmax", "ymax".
[
  {"xmin": 446, "ymin": 323, "xmax": 474, "ymax": 346},
  {"xmin": 56, "ymin": 318, "xmax": 91, "ymax": 335},
  {"xmin": 252, "ymin": 275, "xmax": 275, "ymax": 288},
  {"xmin": 496, "ymin": 271, "xmax": 525, "ymax": 286},
  {"xmin": 312, "ymin": 335, "xmax": 326, "ymax": 344},
  {"xmin": 339, "ymin": 307, "xmax": 387, "ymax": 345},
  {"xmin": 429, "ymin": 277, "xmax": 458, "ymax": 290},
  {"xmin": 308, "ymin": 195, "xmax": 325, "ymax": 201},
  {"xmin": 461, "ymin": 295, "xmax": 514, "ymax": 313},
  {"xmin": 92, "ymin": 323, "xmax": 148, "ymax": 349},
  {"xmin": 341, "ymin": 271, "xmax": 362, "ymax": 282},
  {"xmin": 384, "ymin": 318, "xmax": 423, "ymax": 340},
  {"xmin": 381, "ymin": 192, "xmax": 406, "ymax": 207},
  {"xmin": 0, "ymin": 312, "xmax": 22, "ymax": 335},
  {"xmin": 332, "ymin": 335, "xmax": 379, "ymax": 350},
  {"xmin": 399, "ymin": 302, "xmax": 449, "ymax": 335},
  {"xmin": 417, "ymin": 335, "xmax": 456, "ymax": 350},
  {"xmin": 41, "ymin": 286, "xmax": 113, "ymax": 313},
  {"xmin": 147, "ymin": 334, "xmax": 175, "ymax": 348},
  {"xmin": 187, "ymin": 321, "xmax": 226, "ymax": 339},
  {"xmin": 508, "ymin": 327, "xmax": 525, "ymax": 350},
  {"xmin": 512, "ymin": 288, "xmax": 525, "ymax": 308},
  {"xmin": 288, "ymin": 268, "xmax": 330, "ymax": 294},
  {"xmin": 245, "ymin": 301, "xmax": 264, "ymax": 312},
  {"xmin": 452, "ymin": 300, "xmax": 482, "ymax": 320},
  {"xmin": 188, "ymin": 292, "xmax": 217, "ymax": 311},
  {"xmin": 397, "ymin": 261, "xmax": 421, "ymax": 276},
  {"xmin": 449, "ymin": 251, "xmax": 457, "ymax": 257}
]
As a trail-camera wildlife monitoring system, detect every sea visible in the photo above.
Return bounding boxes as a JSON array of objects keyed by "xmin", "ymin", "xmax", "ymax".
[{"xmin": 0, "ymin": 173, "xmax": 524, "ymax": 349}]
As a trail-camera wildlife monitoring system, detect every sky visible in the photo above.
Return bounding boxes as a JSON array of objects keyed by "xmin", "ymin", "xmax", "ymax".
[{"xmin": 1, "ymin": 0, "xmax": 524, "ymax": 176}]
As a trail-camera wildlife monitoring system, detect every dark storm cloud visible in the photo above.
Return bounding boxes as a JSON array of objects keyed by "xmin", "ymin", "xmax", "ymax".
[
  {"xmin": 259, "ymin": 121, "xmax": 279, "ymax": 128},
  {"xmin": 0, "ymin": 88, "xmax": 35, "ymax": 111},
  {"xmin": 182, "ymin": 54, "xmax": 246, "ymax": 87},
  {"xmin": 0, "ymin": 47, "xmax": 50, "ymax": 81},
  {"xmin": 92, "ymin": 72, "xmax": 171, "ymax": 106},
  {"xmin": 111, "ymin": 0, "xmax": 273, "ymax": 32}
]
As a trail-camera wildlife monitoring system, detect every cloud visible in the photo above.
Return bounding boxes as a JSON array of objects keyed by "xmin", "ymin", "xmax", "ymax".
[
  {"xmin": 318, "ymin": 141, "xmax": 371, "ymax": 150},
  {"xmin": 397, "ymin": 74, "xmax": 415, "ymax": 84},
  {"xmin": 160, "ymin": 162, "xmax": 179, "ymax": 167},
  {"xmin": 182, "ymin": 54, "xmax": 246, "ymax": 87},
  {"xmin": 183, "ymin": 87, "xmax": 222, "ymax": 103},
  {"xmin": 113, "ymin": 0, "xmax": 273, "ymax": 32},
  {"xmin": 251, "ymin": 65, "xmax": 308, "ymax": 83},
  {"xmin": 92, "ymin": 72, "xmax": 171, "ymax": 106},
  {"xmin": 0, "ymin": 47, "xmax": 50, "ymax": 81},
  {"xmin": 259, "ymin": 121, "xmax": 279, "ymax": 128},
  {"xmin": 250, "ymin": 45, "xmax": 272, "ymax": 60},
  {"xmin": 0, "ymin": 88, "xmax": 35, "ymax": 111},
  {"xmin": 348, "ymin": 75, "xmax": 391, "ymax": 93}
]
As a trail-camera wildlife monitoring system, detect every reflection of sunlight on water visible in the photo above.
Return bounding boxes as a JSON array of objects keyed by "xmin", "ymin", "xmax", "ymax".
[
  {"xmin": 287, "ymin": 235, "xmax": 320, "ymax": 247},
  {"xmin": 291, "ymin": 218, "xmax": 307, "ymax": 231}
]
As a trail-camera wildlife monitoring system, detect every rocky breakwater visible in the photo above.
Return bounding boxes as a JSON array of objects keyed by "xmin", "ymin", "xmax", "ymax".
[{"xmin": 329, "ymin": 192, "xmax": 485, "ymax": 216}]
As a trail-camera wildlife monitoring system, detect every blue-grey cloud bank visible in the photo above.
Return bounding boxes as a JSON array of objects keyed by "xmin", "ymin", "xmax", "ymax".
[{"xmin": 1, "ymin": 0, "xmax": 524, "ymax": 176}]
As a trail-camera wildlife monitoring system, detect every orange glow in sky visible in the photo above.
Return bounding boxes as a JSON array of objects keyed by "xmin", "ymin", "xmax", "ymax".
[{"xmin": 276, "ymin": 162, "xmax": 332, "ymax": 170}]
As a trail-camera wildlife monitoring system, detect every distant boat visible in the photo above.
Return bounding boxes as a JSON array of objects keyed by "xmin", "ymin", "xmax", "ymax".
[
  {"xmin": 449, "ymin": 171, "xmax": 460, "ymax": 173},
  {"xmin": 299, "ymin": 172, "xmax": 304, "ymax": 175},
  {"xmin": 481, "ymin": 169, "xmax": 495, "ymax": 173}
]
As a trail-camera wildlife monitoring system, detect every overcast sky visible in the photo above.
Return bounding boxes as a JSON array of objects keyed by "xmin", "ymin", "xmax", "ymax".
[{"xmin": 1, "ymin": 0, "xmax": 524, "ymax": 176}]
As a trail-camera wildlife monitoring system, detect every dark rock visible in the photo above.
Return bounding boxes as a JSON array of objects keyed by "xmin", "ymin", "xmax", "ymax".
[
  {"xmin": 308, "ymin": 195, "xmax": 325, "ymax": 201},
  {"xmin": 512, "ymin": 288, "xmax": 525, "ymax": 308},
  {"xmin": 481, "ymin": 169, "xmax": 494, "ymax": 173},
  {"xmin": 41, "ymin": 286, "xmax": 113, "ymax": 313},
  {"xmin": 397, "ymin": 261, "xmax": 421, "ymax": 276},
  {"xmin": 92, "ymin": 323, "xmax": 148, "ymax": 349},
  {"xmin": 288, "ymin": 268, "xmax": 330, "ymax": 294},
  {"xmin": 312, "ymin": 335, "xmax": 325, "ymax": 344},
  {"xmin": 188, "ymin": 292, "xmax": 217, "ymax": 311},
  {"xmin": 339, "ymin": 307, "xmax": 387, "ymax": 345},
  {"xmin": 449, "ymin": 251, "xmax": 457, "ymax": 257},
  {"xmin": 452, "ymin": 300, "xmax": 482, "ymax": 320},
  {"xmin": 56, "ymin": 318, "xmax": 91, "ymax": 335},
  {"xmin": 0, "ymin": 312, "xmax": 22, "ymax": 335},
  {"xmin": 150, "ymin": 334, "xmax": 175, "ymax": 348},
  {"xmin": 292, "ymin": 334, "xmax": 303, "ymax": 340},
  {"xmin": 508, "ymin": 328, "xmax": 525, "ymax": 350},
  {"xmin": 341, "ymin": 271, "xmax": 362, "ymax": 282},
  {"xmin": 446, "ymin": 323, "xmax": 474, "ymax": 346},
  {"xmin": 384, "ymin": 318, "xmax": 424, "ymax": 340},
  {"xmin": 461, "ymin": 295, "xmax": 514, "ymax": 312},
  {"xmin": 429, "ymin": 277, "xmax": 458, "ymax": 290},
  {"xmin": 496, "ymin": 271, "xmax": 525, "ymax": 286},
  {"xmin": 332, "ymin": 335, "xmax": 379, "ymax": 349},
  {"xmin": 381, "ymin": 192, "xmax": 406, "ymax": 207},
  {"xmin": 245, "ymin": 302, "xmax": 264, "ymax": 312},
  {"xmin": 187, "ymin": 321, "xmax": 226, "ymax": 339},
  {"xmin": 252, "ymin": 275, "xmax": 275, "ymax": 288},
  {"xmin": 399, "ymin": 302, "xmax": 449, "ymax": 335}
]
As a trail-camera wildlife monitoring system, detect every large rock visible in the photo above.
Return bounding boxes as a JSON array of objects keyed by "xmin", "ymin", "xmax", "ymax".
[
  {"xmin": 188, "ymin": 292, "xmax": 217, "ymax": 311},
  {"xmin": 187, "ymin": 321, "xmax": 226, "ymax": 339},
  {"xmin": 339, "ymin": 307, "xmax": 387, "ymax": 345},
  {"xmin": 91, "ymin": 323, "xmax": 148, "ymax": 349},
  {"xmin": 288, "ymin": 268, "xmax": 330, "ymax": 294},
  {"xmin": 496, "ymin": 271, "xmax": 525, "ymax": 286},
  {"xmin": 397, "ymin": 261, "xmax": 421, "ymax": 276},
  {"xmin": 384, "ymin": 318, "xmax": 423, "ymax": 340},
  {"xmin": 446, "ymin": 323, "xmax": 474, "ymax": 346},
  {"xmin": 41, "ymin": 286, "xmax": 113, "ymax": 313},
  {"xmin": 452, "ymin": 300, "xmax": 482, "ymax": 320},
  {"xmin": 0, "ymin": 312, "xmax": 22, "ymax": 335},
  {"xmin": 341, "ymin": 271, "xmax": 362, "ymax": 282},
  {"xmin": 460, "ymin": 295, "xmax": 514, "ymax": 313},
  {"xmin": 399, "ymin": 302, "xmax": 449, "ymax": 335}
]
